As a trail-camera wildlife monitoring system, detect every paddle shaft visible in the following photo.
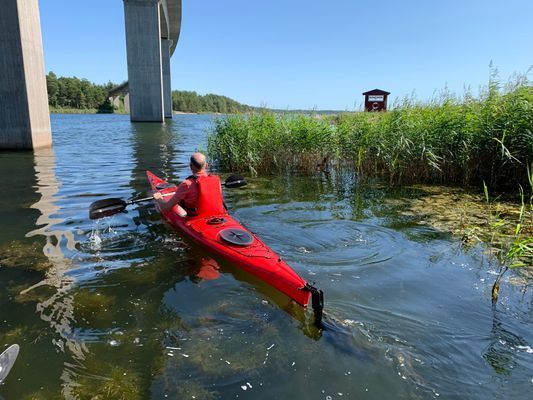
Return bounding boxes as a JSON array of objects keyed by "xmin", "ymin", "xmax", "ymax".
[
  {"xmin": 132, "ymin": 180, "xmax": 245, "ymax": 205},
  {"xmin": 89, "ymin": 176, "xmax": 246, "ymax": 220},
  {"xmin": 128, "ymin": 191, "xmax": 175, "ymax": 205},
  {"xmin": 89, "ymin": 192, "xmax": 175, "ymax": 219},
  {"xmin": 133, "ymin": 180, "xmax": 244, "ymax": 213}
]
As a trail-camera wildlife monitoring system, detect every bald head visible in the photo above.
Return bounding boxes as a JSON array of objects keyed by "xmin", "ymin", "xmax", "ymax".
[{"xmin": 190, "ymin": 152, "xmax": 207, "ymax": 173}]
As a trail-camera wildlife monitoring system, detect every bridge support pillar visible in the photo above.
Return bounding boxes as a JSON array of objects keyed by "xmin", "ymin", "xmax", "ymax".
[
  {"xmin": 0, "ymin": 0, "xmax": 52, "ymax": 149},
  {"xmin": 110, "ymin": 95, "xmax": 121, "ymax": 109},
  {"xmin": 123, "ymin": 0, "xmax": 164, "ymax": 122},
  {"xmin": 124, "ymin": 93, "xmax": 130, "ymax": 114},
  {"xmin": 161, "ymin": 38, "xmax": 173, "ymax": 118}
]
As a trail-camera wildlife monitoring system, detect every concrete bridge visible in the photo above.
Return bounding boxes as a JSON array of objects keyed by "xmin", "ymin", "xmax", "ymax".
[
  {"xmin": 109, "ymin": 82, "xmax": 131, "ymax": 114},
  {"xmin": 0, "ymin": 0, "xmax": 182, "ymax": 150},
  {"xmin": 124, "ymin": 0, "xmax": 182, "ymax": 121}
]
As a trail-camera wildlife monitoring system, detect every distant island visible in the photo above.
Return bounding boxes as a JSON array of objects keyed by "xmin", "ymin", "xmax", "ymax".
[{"xmin": 45, "ymin": 72, "xmax": 343, "ymax": 114}]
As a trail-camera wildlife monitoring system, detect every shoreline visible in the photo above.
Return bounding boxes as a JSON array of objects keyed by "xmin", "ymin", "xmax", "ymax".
[
  {"xmin": 49, "ymin": 109, "xmax": 344, "ymax": 116},
  {"xmin": 50, "ymin": 109, "xmax": 216, "ymax": 115}
]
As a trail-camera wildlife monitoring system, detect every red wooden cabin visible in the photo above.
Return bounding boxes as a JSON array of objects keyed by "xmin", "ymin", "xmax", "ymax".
[{"xmin": 362, "ymin": 89, "xmax": 390, "ymax": 112}]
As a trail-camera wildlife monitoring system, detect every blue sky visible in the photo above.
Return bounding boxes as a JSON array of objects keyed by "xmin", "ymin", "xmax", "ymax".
[{"xmin": 40, "ymin": 0, "xmax": 532, "ymax": 110}]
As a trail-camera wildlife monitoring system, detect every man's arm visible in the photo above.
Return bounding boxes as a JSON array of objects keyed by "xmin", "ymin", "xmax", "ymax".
[{"xmin": 154, "ymin": 181, "xmax": 190, "ymax": 212}]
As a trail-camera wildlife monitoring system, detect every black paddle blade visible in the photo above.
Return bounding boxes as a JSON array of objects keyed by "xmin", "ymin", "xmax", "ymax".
[
  {"xmin": 224, "ymin": 174, "xmax": 247, "ymax": 188},
  {"xmin": 89, "ymin": 198, "xmax": 128, "ymax": 220}
]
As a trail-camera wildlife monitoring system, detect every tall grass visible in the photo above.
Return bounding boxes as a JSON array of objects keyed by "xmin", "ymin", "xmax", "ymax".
[
  {"xmin": 208, "ymin": 74, "xmax": 532, "ymax": 190},
  {"xmin": 208, "ymin": 113, "xmax": 336, "ymax": 175}
]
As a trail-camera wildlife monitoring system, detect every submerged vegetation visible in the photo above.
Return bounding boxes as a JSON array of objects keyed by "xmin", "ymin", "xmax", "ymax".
[{"xmin": 208, "ymin": 72, "xmax": 532, "ymax": 191}]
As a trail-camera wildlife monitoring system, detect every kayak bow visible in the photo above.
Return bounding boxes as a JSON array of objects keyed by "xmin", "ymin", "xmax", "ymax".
[{"xmin": 147, "ymin": 171, "xmax": 324, "ymax": 324}]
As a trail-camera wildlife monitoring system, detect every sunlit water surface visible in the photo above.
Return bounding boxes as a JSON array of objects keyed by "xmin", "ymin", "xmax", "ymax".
[{"xmin": 0, "ymin": 114, "xmax": 531, "ymax": 399}]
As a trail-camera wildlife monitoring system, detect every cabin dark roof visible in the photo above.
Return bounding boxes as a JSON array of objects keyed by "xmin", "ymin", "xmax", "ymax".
[{"xmin": 362, "ymin": 89, "xmax": 390, "ymax": 96}]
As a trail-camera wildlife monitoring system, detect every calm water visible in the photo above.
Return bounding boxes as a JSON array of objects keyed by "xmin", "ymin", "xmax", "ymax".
[{"xmin": 0, "ymin": 114, "xmax": 531, "ymax": 400}]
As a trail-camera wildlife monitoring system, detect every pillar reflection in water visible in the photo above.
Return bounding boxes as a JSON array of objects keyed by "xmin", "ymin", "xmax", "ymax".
[
  {"xmin": 21, "ymin": 148, "xmax": 88, "ymax": 397},
  {"xmin": 130, "ymin": 120, "xmax": 179, "ymax": 186},
  {"xmin": 0, "ymin": 149, "xmax": 65, "ymax": 397}
]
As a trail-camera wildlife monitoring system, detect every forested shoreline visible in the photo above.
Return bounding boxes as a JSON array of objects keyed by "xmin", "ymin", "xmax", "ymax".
[
  {"xmin": 46, "ymin": 72, "xmax": 115, "ymax": 112},
  {"xmin": 171, "ymin": 91, "xmax": 253, "ymax": 113},
  {"xmin": 45, "ymin": 72, "xmax": 253, "ymax": 114}
]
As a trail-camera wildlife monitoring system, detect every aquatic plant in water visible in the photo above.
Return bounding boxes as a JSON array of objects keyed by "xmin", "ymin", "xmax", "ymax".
[
  {"xmin": 482, "ymin": 166, "xmax": 533, "ymax": 304},
  {"xmin": 70, "ymin": 364, "xmax": 143, "ymax": 400},
  {"xmin": 0, "ymin": 239, "xmax": 52, "ymax": 270}
]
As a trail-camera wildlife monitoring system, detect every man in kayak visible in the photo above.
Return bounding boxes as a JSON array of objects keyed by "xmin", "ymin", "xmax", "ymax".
[{"xmin": 153, "ymin": 152, "xmax": 210, "ymax": 214}]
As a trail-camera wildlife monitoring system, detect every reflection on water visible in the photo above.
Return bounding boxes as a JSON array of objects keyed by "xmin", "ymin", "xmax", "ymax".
[
  {"xmin": 0, "ymin": 114, "xmax": 531, "ymax": 399},
  {"xmin": 22, "ymin": 148, "xmax": 82, "ymax": 366},
  {"xmin": 483, "ymin": 308, "xmax": 530, "ymax": 376}
]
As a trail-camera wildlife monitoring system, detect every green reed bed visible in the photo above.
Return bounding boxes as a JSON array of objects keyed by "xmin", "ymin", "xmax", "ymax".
[
  {"xmin": 208, "ymin": 112, "xmax": 337, "ymax": 175},
  {"xmin": 208, "ymin": 76, "xmax": 532, "ymax": 190}
]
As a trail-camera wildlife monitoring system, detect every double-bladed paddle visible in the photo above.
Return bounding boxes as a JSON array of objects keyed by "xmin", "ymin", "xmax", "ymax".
[{"xmin": 89, "ymin": 174, "xmax": 246, "ymax": 220}]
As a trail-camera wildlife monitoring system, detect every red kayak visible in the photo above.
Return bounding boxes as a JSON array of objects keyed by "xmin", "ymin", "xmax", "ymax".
[{"xmin": 147, "ymin": 171, "xmax": 323, "ymax": 319}]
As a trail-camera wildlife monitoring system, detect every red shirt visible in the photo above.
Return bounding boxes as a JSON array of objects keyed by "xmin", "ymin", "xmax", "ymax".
[{"xmin": 164, "ymin": 170, "xmax": 208, "ymax": 210}]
